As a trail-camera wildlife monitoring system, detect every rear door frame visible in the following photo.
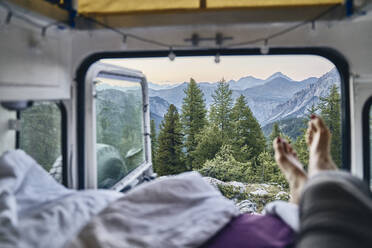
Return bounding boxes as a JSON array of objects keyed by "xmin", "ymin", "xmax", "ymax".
[{"xmin": 83, "ymin": 61, "xmax": 152, "ymax": 190}]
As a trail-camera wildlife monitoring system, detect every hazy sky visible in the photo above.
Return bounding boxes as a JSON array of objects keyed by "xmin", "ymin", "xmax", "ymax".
[{"xmin": 102, "ymin": 55, "xmax": 335, "ymax": 85}]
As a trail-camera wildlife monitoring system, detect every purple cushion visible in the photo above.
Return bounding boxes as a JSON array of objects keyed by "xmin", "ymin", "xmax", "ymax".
[{"xmin": 202, "ymin": 213, "xmax": 294, "ymax": 248}]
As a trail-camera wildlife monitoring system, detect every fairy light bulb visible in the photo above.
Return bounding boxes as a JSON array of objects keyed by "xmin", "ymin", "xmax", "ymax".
[
  {"xmin": 121, "ymin": 35, "xmax": 127, "ymax": 49},
  {"xmin": 168, "ymin": 47, "xmax": 176, "ymax": 61},
  {"xmin": 260, "ymin": 39, "xmax": 269, "ymax": 55},
  {"xmin": 214, "ymin": 52, "xmax": 220, "ymax": 63}
]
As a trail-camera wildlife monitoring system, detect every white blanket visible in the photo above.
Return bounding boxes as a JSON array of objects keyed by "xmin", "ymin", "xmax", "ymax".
[
  {"xmin": 0, "ymin": 150, "xmax": 240, "ymax": 248},
  {"xmin": 67, "ymin": 172, "xmax": 240, "ymax": 248},
  {"xmin": 0, "ymin": 150, "xmax": 122, "ymax": 248},
  {"xmin": 264, "ymin": 201, "xmax": 299, "ymax": 232}
]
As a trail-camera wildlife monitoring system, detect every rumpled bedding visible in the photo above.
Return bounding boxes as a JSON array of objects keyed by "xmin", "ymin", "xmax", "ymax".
[
  {"xmin": 0, "ymin": 150, "xmax": 240, "ymax": 248},
  {"xmin": 67, "ymin": 172, "xmax": 240, "ymax": 248},
  {"xmin": 0, "ymin": 150, "xmax": 122, "ymax": 248}
]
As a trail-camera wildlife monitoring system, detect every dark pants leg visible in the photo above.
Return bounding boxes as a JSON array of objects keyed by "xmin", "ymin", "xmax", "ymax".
[{"xmin": 296, "ymin": 171, "xmax": 372, "ymax": 248}]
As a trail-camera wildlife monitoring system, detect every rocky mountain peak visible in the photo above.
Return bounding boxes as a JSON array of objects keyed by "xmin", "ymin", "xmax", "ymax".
[{"xmin": 265, "ymin": 72, "xmax": 293, "ymax": 82}]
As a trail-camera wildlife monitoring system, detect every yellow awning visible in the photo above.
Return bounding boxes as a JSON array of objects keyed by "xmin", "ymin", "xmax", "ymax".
[
  {"xmin": 77, "ymin": 0, "xmax": 344, "ymax": 15},
  {"xmin": 78, "ymin": 0, "xmax": 200, "ymax": 14},
  {"xmin": 207, "ymin": 0, "xmax": 344, "ymax": 8}
]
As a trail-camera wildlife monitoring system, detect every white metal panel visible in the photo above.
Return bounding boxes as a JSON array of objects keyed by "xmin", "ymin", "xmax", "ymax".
[
  {"xmin": 0, "ymin": 8, "xmax": 72, "ymax": 101},
  {"xmin": 350, "ymin": 75, "xmax": 372, "ymax": 179}
]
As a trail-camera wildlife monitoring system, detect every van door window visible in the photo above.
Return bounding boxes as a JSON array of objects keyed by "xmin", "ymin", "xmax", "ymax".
[
  {"xmin": 19, "ymin": 102, "xmax": 62, "ymax": 183},
  {"xmin": 95, "ymin": 79, "xmax": 145, "ymax": 189}
]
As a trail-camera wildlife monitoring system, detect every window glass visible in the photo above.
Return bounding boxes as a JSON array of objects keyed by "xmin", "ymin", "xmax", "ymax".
[
  {"xmin": 95, "ymin": 78, "xmax": 145, "ymax": 189},
  {"xmin": 19, "ymin": 102, "xmax": 62, "ymax": 183},
  {"xmin": 369, "ymin": 107, "xmax": 372, "ymax": 188},
  {"xmin": 0, "ymin": 105, "xmax": 16, "ymax": 155},
  {"xmin": 102, "ymin": 55, "xmax": 343, "ymax": 212}
]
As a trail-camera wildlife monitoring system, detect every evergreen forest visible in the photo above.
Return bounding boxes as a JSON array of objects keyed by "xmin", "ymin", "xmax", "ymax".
[{"xmin": 152, "ymin": 79, "xmax": 342, "ymax": 189}]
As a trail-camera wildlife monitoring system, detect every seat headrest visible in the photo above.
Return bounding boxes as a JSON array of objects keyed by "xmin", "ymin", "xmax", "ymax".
[{"xmin": 1, "ymin": 101, "xmax": 33, "ymax": 111}]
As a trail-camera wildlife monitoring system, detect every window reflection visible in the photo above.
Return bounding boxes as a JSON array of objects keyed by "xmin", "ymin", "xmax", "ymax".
[{"xmin": 95, "ymin": 79, "xmax": 145, "ymax": 189}]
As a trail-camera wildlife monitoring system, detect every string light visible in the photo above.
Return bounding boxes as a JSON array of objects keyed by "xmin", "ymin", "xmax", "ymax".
[
  {"xmin": 121, "ymin": 35, "xmax": 127, "ymax": 49},
  {"xmin": 311, "ymin": 21, "xmax": 316, "ymax": 31},
  {"xmin": 0, "ymin": 2, "xmax": 68, "ymax": 36},
  {"xmin": 309, "ymin": 21, "xmax": 318, "ymax": 36},
  {"xmin": 5, "ymin": 11, "xmax": 12, "ymax": 24},
  {"xmin": 168, "ymin": 47, "xmax": 176, "ymax": 61},
  {"xmin": 28, "ymin": 35, "xmax": 43, "ymax": 55},
  {"xmin": 0, "ymin": 3, "xmax": 340, "ymax": 50},
  {"xmin": 214, "ymin": 52, "xmax": 220, "ymax": 63},
  {"xmin": 260, "ymin": 39, "xmax": 269, "ymax": 55},
  {"xmin": 224, "ymin": 5, "xmax": 339, "ymax": 48},
  {"xmin": 41, "ymin": 26, "xmax": 47, "ymax": 37}
]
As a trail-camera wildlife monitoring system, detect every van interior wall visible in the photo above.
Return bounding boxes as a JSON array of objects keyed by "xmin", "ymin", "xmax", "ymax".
[
  {"xmin": 1, "ymin": 2, "xmax": 372, "ymax": 180},
  {"xmin": 0, "ymin": 4, "xmax": 72, "ymax": 101}
]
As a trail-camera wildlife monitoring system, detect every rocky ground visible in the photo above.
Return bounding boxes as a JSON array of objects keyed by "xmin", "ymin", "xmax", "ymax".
[{"xmin": 203, "ymin": 177, "xmax": 290, "ymax": 214}]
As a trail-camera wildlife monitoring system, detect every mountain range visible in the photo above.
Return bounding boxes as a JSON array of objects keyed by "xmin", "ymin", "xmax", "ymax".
[
  {"xmin": 149, "ymin": 68, "xmax": 340, "ymax": 135},
  {"xmin": 95, "ymin": 68, "xmax": 340, "ymax": 138}
]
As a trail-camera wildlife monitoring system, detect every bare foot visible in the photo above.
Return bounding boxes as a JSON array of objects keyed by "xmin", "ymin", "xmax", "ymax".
[
  {"xmin": 307, "ymin": 115, "xmax": 337, "ymax": 177},
  {"xmin": 273, "ymin": 137, "xmax": 308, "ymax": 204}
]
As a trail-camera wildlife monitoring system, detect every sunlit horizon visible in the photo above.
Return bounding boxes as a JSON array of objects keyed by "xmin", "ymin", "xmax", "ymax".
[{"xmin": 102, "ymin": 55, "xmax": 335, "ymax": 85}]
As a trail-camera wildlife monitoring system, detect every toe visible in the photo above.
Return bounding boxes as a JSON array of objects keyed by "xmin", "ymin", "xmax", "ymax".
[
  {"xmin": 283, "ymin": 141, "xmax": 289, "ymax": 153},
  {"xmin": 306, "ymin": 121, "xmax": 316, "ymax": 145},
  {"xmin": 273, "ymin": 137, "xmax": 286, "ymax": 161},
  {"xmin": 309, "ymin": 120, "xmax": 317, "ymax": 132},
  {"xmin": 286, "ymin": 142, "xmax": 293, "ymax": 153},
  {"xmin": 312, "ymin": 115, "xmax": 326, "ymax": 131},
  {"xmin": 273, "ymin": 137, "xmax": 284, "ymax": 153},
  {"xmin": 311, "ymin": 116, "xmax": 331, "ymax": 143}
]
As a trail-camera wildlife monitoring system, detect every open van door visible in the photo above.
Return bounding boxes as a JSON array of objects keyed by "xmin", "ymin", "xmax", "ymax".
[{"xmin": 83, "ymin": 61, "xmax": 153, "ymax": 191}]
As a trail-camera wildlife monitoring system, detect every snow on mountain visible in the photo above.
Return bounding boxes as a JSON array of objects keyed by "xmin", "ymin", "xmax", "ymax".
[{"xmin": 265, "ymin": 72, "xmax": 293, "ymax": 82}]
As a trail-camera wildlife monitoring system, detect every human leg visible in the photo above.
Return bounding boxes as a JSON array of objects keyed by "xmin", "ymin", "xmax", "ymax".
[
  {"xmin": 306, "ymin": 114, "xmax": 337, "ymax": 177},
  {"xmin": 297, "ymin": 115, "xmax": 372, "ymax": 248},
  {"xmin": 273, "ymin": 137, "xmax": 307, "ymax": 204}
]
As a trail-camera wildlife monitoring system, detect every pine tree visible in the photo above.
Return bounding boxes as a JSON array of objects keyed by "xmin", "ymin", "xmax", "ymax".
[
  {"xmin": 181, "ymin": 78, "xmax": 207, "ymax": 170},
  {"xmin": 192, "ymin": 79, "xmax": 233, "ymax": 169},
  {"xmin": 192, "ymin": 124, "xmax": 223, "ymax": 170},
  {"xmin": 257, "ymin": 151, "xmax": 288, "ymax": 187},
  {"xmin": 306, "ymin": 103, "xmax": 318, "ymax": 118},
  {"xmin": 209, "ymin": 79, "xmax": 233, "ymax": 140},
  {"xmin": 269, "ymin": 123, "xmax": 281, "ymax": 142},
  {"xmin": 154, "ymin": 105, "xmax": 186, "ymax": 176},
  {"xmin": 319, "ymin": 85, "xmax": 341, "ymax": 167},
  {"xmin": 150, "ymin": 119, "xmax": 157, "ymax": 170},
  {"xmin": 230, "ymin": 95, "xmax": 266, "ymax": 162},
  {"xmin": 198, "ymin": 144, "xmax": 254, "ymax": 183}
]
